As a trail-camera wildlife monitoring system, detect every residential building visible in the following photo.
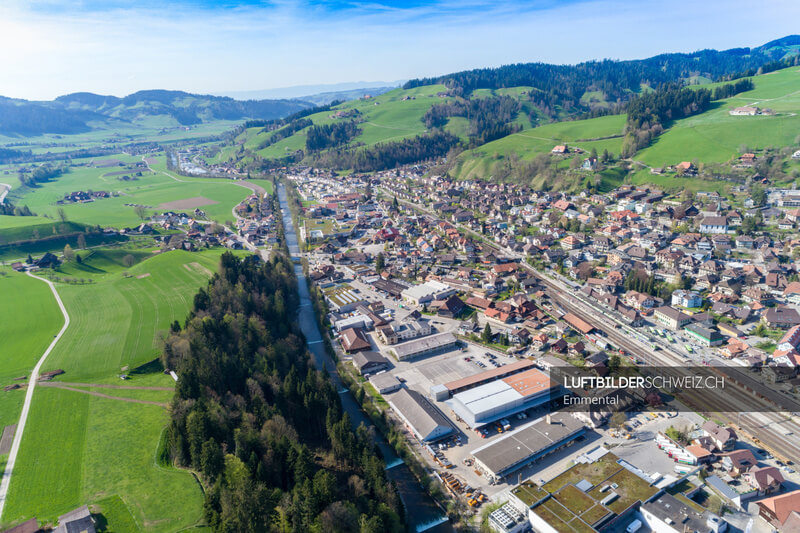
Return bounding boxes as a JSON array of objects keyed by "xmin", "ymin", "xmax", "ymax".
[{"xmin": 654, "ymin": 306, "xmax": 692, "ymax": 330}]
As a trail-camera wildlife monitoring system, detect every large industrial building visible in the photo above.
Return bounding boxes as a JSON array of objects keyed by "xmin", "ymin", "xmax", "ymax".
[
  {"xmin": 400, "ymin": 280, "xmax": 455, "ymax": 305},
  {"xmin": 386, "ymin": 388, "xmax": 453, "ymax": 442},
  {"xmin": 472, "ymin": 413, "xmax": 585, "ymax": 483},
  {"xmin": 449, "ymin": 368, "xmax": 556, "ymax": 428},
  {"xmin": 390, "ymin": 331, "xmax": 459, "ymax": 361},
  {"xmin": 431, "ymin": 359, "xmax": 537, "ymax": 400}
]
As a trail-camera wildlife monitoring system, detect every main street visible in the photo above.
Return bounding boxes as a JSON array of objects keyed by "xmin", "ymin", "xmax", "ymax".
[{"xmin": 387, "ymin": 190, "xmax": 800, "ymax": 464}]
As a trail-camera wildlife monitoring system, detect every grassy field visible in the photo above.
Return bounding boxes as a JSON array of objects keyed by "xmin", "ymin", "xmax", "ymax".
[
  {"xmin": 0, "ymin": 247, "xmax": 236, "ymax": 531},
  {"xmin": 6, "ymin": 157, "xmax": 251, "ymax": 229},
  {"xmin": 228, "ymin": 84, "xmax": 451, "ymax": 161},
  {"xmin": 0, "ymin": 268, "xmax": 63, "ymax": 435},
  {"xmin": 451, "ymin": 114, "xmax": 626, "ymax": 181},
  {"xmin": 635, "ymin": 66, "xmax": 800, "ymax": 167},
  {"xmin": 39, "ymin": 248, "xmax": 225, "ymax": 379}
]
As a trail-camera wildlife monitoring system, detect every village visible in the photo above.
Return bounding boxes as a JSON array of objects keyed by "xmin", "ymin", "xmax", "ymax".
[{"xmin": 282, "ymin": 160, "xmax": 800, "ymax": 533}]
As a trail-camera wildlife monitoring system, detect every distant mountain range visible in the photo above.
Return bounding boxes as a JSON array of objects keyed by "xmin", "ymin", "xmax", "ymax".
[
  {"xmin": 3, "ymin": 36, "xmax": 799, "ymax": 139},
  {"xmin": 0, "ymin": 90, "xmax": 314, "ymax": 136},
  {"xmin": 217, "ymin": 80, "xmax": 404, "ymax": 101}
]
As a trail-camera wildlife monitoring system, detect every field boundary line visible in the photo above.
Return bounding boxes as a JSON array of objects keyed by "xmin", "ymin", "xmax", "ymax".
[{"xmin": 0, "ymin": 271, "xmax": 70, "ymax": 520}]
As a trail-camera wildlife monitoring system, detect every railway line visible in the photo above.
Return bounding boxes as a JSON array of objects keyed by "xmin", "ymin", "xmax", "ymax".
[{"xmin": 390, "ymin": 193, "xmax": 800, "ymax": 463}]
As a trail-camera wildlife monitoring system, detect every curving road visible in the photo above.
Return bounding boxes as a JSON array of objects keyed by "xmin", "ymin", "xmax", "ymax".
[{"xmin": 0, "ymin": 272, "xmax": 70, "ymax": 521}]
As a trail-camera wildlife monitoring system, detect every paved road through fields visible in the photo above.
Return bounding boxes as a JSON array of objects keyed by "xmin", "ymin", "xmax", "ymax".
[{"xmin": 0, "ymin": 272, "xmax": 70, "ymax": 521}]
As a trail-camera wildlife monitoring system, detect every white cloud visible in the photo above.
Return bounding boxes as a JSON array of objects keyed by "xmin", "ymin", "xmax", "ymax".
[{"xmin": 0, "ymin": 0, "xmax": 798, "ymax": 99}]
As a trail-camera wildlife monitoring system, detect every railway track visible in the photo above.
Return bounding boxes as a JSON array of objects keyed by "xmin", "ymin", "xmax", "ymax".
[{"xmin": 390, "ymin": 193, "xmax": 800, "ymax": 463}]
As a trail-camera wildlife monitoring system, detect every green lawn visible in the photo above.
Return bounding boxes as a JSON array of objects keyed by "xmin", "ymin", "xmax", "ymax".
[
  {"xmin": 0, "ymin": 247, "xmax": 235, "ymax": 530},
  {"xmin": 2, "ymin": 388, "xmax": 205, "ymax": 532},
  {"xmin": 0, "ymin": 269, "xmax": 63, "ymax": 430}
]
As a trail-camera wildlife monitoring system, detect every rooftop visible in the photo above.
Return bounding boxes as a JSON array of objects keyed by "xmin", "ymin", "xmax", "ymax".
[
  {"xmin": 472, "ymin": 412, "xmax": 584, "ymax": 477},
  {"xmin": 391, "ymin": 331, "xmax": 457, "ymax": 359},
  {"xmin": 442, "ymin": 359, "xmax": 536, "ymax": 392}
]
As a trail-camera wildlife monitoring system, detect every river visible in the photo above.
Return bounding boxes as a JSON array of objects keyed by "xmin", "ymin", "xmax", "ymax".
[{"xmin": 277, "ymin": 183, "xmax": 453, "ymax": 533}]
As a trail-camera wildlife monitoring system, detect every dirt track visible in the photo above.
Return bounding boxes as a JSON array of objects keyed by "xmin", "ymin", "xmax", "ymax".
[
  {"xmin": 39, "ymin": 383, "xmax": 170, "ymax": 407},
  {"xmin": 41, "ymin": 381, "xmax": 172, "ymax": 391}
]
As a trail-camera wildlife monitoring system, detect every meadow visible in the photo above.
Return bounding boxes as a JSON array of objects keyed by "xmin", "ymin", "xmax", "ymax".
[
  {"xmin": 0, "ymin": 269, "xmax": 63, "ymax": 422},
  {"xmin": 230, "ymin": 84, "xmax": 451, "ymax": 161},
  {"xmin": 451, "ymin": 114, "xmax": 626, "ymax": 181},
  {"xmin": 0, "ymin": 247, "xmax": 233, "ymax": 531},
  {"xmin": 5, "ymin": 155, "xmax": 252, "ymax": 229},
  {"xmin": 635, "ymin": 66, "xmax": 800, "ymax": 166}
]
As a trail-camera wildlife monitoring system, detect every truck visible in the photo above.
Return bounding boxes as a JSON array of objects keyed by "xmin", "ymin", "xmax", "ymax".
[
  {"xmin": 626, "ymin": 519, "xmax": 642, "ymax": 533},
  {"xmin": 500, "ymin": 418, "xmax": 512, "ymax": 431}
]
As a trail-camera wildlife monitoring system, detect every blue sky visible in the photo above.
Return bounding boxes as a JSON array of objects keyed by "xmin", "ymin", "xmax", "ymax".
[{"xmin": 1, "ymin": 0, "xmax": 799, "ymax": 100}]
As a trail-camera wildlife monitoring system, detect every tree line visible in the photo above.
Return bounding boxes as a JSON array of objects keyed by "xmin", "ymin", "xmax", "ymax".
[
  {"xmin": 305, "ymin": 120, "xmax": 362, "ymax": 152},
  {"xmin": 404, "ymin": 47, "xmax": 794, "ymax": 97},
  {"xmin": 257, "ymin": 118, "xmax": 312, "ymax": 150},
  {"xmin": 161, "ymin": 252, "xmax": 403, "ymax": 532},
  {"xmin": 422, "ymin": 95, "xmax": 522, "ymax": 146},
  {"xmin": 18, "ymin": 163, "xmax": 65, "ymax": 188},
  {"xmin": 621, "ymin": 78, "xmax": 753, "ymax": 156},
  {"xmin": 308, "ymin": 131, "xmax": 459, "ymax": 172}
]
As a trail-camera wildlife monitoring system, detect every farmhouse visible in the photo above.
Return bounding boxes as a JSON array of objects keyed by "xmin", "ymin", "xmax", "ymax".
[{"xmin": 730, "ymin": 106, "xmax": 759, "ymax": 116}]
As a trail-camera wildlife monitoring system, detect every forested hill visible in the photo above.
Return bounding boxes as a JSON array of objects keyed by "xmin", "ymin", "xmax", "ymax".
[
  {"xmin": 0, "ymin": 90, "xmax": 312, "ymax": 136},
  {"xmin": 405, "ymin": 36, "xmax": 800, "ymax": 100},
  {"xmin": 161, "ymin": 252, "xmax": 403, "ymax": 532}
]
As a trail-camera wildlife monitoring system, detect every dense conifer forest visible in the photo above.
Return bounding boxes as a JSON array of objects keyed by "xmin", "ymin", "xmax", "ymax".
[{"xmin": 162, "ymin": 253, "xmax": 404, "ymax": 533}]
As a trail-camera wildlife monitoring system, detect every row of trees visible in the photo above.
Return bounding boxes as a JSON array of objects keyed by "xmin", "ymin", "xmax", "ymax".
[
  {"xmin": 17, "ymin": 163, "xmax": 66, "ymax": 188},
  {"xmin": 162, "ymin": 253, "xmax": 403, "ymax": 532}
]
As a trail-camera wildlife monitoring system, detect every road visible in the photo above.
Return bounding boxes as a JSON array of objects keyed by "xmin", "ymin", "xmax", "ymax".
[
  {"xmin": 388, "ymin": 191, "xmax": 800, "ymax": 464},
  {"xmin": 0, "ymin": 183, "xmax": 10, "ymax": 205},
  {"xmin": 0, "ymin": 272, "xmax": 70, "ymax": 521},
  {"xmin": 277, "ymin": 184, "xmax": 452, "ymax": 533}
]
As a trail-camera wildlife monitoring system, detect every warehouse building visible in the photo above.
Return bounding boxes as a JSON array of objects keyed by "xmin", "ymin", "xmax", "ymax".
[
  {"xmin": 370, "ymin": 373, "xmax": 402, "ymax": 394},
  {"xmin": 450, "ymin": 368, "xmax": 556, "ymax": 428},
  {"xmin": 391, "ymin": 332, "xmax": 459, "ymax": 361},
  {"xmin": 431, "ymin": 359, "xmax": 537, "ymax": 400},
  {"xmin": 401, "ymin": 280, "xmax": 455, "ymax": 306},
  {"xmin": 472, "ymin": 412, "xmax": 585, "ymax": 483},
  {"xmin": 386, "ymin": 388, "xmax": 453, "ymax": 442}
]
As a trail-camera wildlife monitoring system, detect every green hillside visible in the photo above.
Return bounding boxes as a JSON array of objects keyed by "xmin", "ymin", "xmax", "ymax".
[
  {"xmin": 230, "ymin": 84, "xmax": 451, "ymax": 162},
  {"xmin": 450, "ymin": 114, "xmax": 626, "ymax": 183},
  {"xmin": 634, "ymin": 66, "xmax": 800, "ymax": 168}
]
